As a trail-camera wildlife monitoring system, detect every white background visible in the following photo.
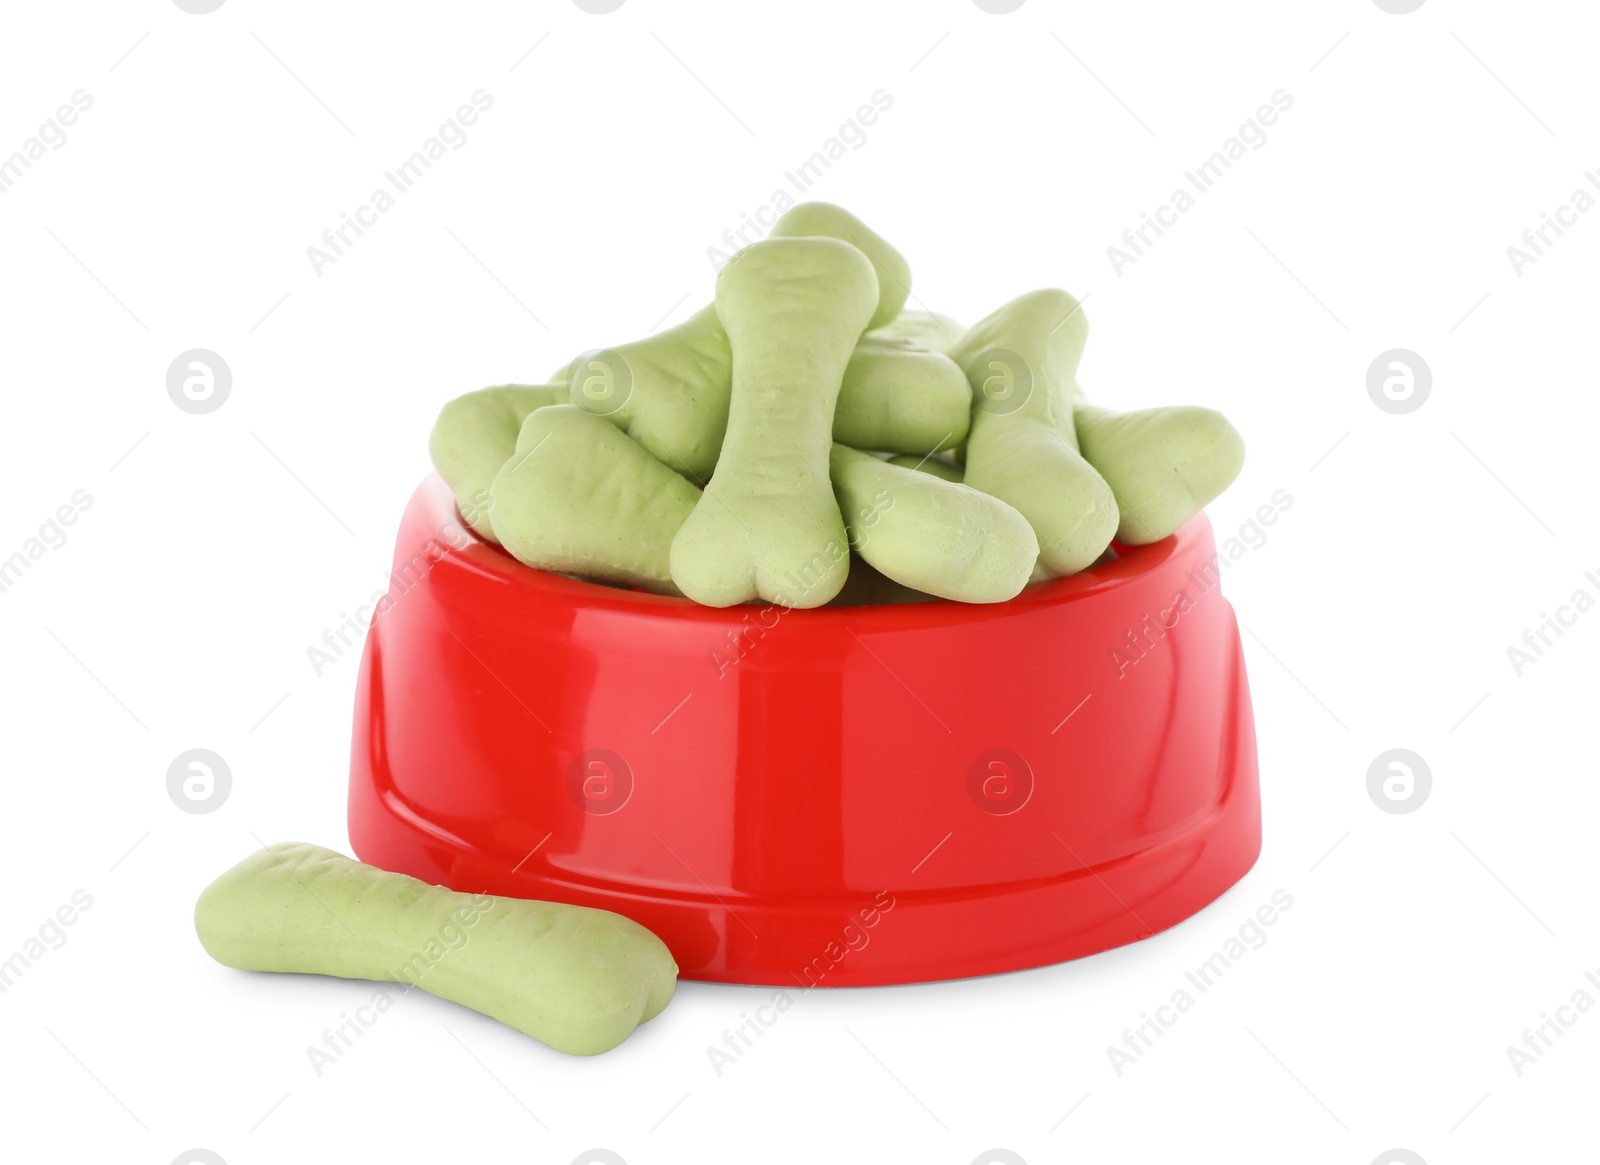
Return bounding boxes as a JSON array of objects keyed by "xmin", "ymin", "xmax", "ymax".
[{"xmin": 1, "ymin": 1, "xmax": 1595, "ymax": 1163}]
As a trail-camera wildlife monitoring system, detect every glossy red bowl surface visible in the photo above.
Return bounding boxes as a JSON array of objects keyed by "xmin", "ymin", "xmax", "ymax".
[{"xmin": 348, "ymin": 475, "xmax": 1261, "ymax": 986}]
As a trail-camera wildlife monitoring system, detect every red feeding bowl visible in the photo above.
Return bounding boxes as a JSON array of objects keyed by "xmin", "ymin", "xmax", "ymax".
[{"xmin": 348, "ymin": 475, "xmax": 1261, "ymax": 986}]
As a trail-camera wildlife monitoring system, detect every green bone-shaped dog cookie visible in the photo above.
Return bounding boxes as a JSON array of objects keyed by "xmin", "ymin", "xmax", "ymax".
[
  {"xmin": 490, "ymin": 405, "xmax": 700, "ymax": 594},
  {"xmin": 670, "ymin": 237, "xmax": 879, "ymax": 607},
  {"xmin": 766, "ymin": 202, "xmax": 911, "ymax": 329},
  {"xmin": 429, "ymin": 384, "xmax": 569, "ymax": 540},
  {"xmin": 1071, "ymin": 384, "xmax": 1245, "ymax": 545},
  {"xmin": 566, "ymin": 203, "xmax": 948, "ymax": 478},
  {"xmin": 566, "ymin": 304, "xmax": 733, "ymax": 479},
  {"xmin": 831, "ymin": 444, "xmax": 1038, "ymax": 603},
  {"xmin": 835, "ymin": 335, "xmax": 969, "ymax": 455},
  {"xmin": 195, "ymin": 843, "xmax": 677, "ymax": 1057},
  {"xmin": 952, "ymin": 290, "xmax": 1119, "ymax": 577}
]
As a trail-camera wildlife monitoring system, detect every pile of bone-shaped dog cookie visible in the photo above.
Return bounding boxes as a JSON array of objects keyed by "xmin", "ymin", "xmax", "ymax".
[{"xmin": 430, "ymin": 202, "xmax": 1244, "ymax": 607}]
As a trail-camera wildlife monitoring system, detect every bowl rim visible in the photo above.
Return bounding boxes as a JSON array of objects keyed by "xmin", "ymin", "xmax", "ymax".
[{"xmin": 421, "ymin": 473, "xmax": 1210, "ymax": 631}]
